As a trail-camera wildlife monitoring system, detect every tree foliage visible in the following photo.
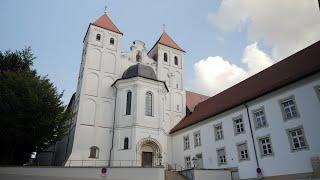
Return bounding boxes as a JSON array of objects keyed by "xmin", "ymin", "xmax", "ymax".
[{"xmin": 0, "ymin": 47, "xmax": 72, "ymax": 165}]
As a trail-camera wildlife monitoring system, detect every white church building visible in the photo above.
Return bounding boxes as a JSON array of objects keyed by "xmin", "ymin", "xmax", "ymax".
[
  {"xmin": 43, "ymin": 13, "xmax": 320, "ymax": 179},
  {"xmin": 66, "ymin": 12, "xmax": 189, "ymax": 167}
]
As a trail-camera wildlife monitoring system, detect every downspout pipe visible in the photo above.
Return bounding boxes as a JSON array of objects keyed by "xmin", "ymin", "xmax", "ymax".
[
  {"xmin": 244, "ymin": 103, "xmax": 260, "ymax": 168},
  {"xmin": 109, "ymin": 86, "xmax": 118, "ymax": 166}
]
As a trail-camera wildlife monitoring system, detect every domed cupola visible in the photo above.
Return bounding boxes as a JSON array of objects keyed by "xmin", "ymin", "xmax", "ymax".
[{"xmin": 122, "ymin": 63, "xmax": 157, "ymax": 80}]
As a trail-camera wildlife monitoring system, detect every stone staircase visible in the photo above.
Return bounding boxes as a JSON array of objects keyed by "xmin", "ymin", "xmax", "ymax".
[{"xmin": 165, "ymin": 170, "xmax": 187, "ymax": 180}]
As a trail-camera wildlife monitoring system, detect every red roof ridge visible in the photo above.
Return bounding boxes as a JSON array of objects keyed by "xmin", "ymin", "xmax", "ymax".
[
  {"xmin": 92, "ymin": 14, "xmax": 123, "ymax": 35},
  {"xmin": 149, "ymin": 32, "xmax": 185, "ymax": 53},
  {"xmin": 159, "ymin": 32, "xmax": 185, "ymax": 52},
  {"xmin": 171, "ymin": 40, "xmax": 320, "ymax": 134}
]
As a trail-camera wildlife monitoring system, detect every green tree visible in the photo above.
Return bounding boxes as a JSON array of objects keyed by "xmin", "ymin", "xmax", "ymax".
[{"xmin": 0, "ymin": 47, "xmax": 72, "ymax": 165}]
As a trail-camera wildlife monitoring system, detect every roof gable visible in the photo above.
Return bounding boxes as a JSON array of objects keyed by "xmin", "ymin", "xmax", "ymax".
[
  {"xmin": 149, "ymin": 32, "xmax": 185, "ymax": 53},
  {"xmin": 186, "ymin": 91, "xmax": 209, "ymax": 112},
  {"xmin": 92, "ymin": 14, "xmax": 123, "ymax": 35}
]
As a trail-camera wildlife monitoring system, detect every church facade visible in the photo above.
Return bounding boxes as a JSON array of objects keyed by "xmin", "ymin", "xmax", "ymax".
[
  {"xmin": 65, "ymin": 13, "xmax": 188, "ymax": 168},
  {"xmin": 47, "ymin": 13, "xmax": 320, "ymax": 179}
]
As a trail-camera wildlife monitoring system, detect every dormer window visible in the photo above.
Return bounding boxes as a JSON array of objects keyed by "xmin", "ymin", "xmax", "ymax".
[
  {"xmin": 96, "ymin": 34, "xmax": 101, "ymax": 41},
  {"xmin": 174, "ymin": 56, "xmax": 178, "ymax": 65},
  {"xmin": 110, "ymin": 38, "xmax": 115, "ymax": 45},
  {"xmin": 164, "ymin": 53, "xmax": 168, "ymax": 62}
]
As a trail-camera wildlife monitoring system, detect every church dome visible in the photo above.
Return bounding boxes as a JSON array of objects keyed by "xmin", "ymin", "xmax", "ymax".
[{"xmin": 122, "ymin": 63, "xmax": 157, "ymax": 80}]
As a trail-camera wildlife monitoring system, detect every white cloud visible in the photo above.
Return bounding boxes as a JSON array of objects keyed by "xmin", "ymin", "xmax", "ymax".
[
  {"xmin": 208, "ymin": 0, "xmax": 320, "ymax": 60},
  {"xmin": 192, "ymin": 42, "xmax": 273, "ymax": 95},
  {"xmin": 242, "ymin": 42, "xmax": 273, "ymax": 75}
]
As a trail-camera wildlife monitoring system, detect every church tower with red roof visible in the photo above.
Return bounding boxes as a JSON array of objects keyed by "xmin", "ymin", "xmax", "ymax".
[
  {"xmin": 67, "ymin": 12, "xmax": 124, "ymax": 163},
  {"xmin": 148, "ymin": 31, "xmax": 187, "ymax": 127}
]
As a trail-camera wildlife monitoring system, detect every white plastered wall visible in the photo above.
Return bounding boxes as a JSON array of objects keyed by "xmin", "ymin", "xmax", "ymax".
[{"xmin": 172, "ymin": 73, "xmax": 320, "ymax": 179}]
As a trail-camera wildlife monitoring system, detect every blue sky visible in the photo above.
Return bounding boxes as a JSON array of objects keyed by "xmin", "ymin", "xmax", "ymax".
[{"xmin": 1, "ymin": 0, "xmax": 319, "ymax": 104}]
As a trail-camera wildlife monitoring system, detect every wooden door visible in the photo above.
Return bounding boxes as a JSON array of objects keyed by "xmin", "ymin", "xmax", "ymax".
[{"xmin": 142, "ymin": 152, "xmax": 153, "ymax": 167}]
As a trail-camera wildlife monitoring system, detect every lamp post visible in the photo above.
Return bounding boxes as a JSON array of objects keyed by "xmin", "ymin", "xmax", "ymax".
[{"xmin": 192, "ymin": 157, "xmax": 197, "ymax": 169}]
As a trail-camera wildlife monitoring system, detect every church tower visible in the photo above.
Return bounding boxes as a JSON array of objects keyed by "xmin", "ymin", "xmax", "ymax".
[
  {"xmin": 148, "ymin": 32, "xmax": 186, "ymax": 131},
  {"xmin": 67, "ymin": 13, "xmax": 123, "ymax": 165}
]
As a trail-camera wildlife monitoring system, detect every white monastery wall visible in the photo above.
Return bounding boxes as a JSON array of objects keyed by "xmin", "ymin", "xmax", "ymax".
[{"xmin": 172, "ymin": 73, "xmax": 320, "ymax": 179}]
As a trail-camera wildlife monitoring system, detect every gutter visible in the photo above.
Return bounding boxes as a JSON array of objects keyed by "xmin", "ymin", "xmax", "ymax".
[
  {"xmin": 108, "ymin": 86, "xmax": 118, "ymax": 166},
  {"xmin": 244, "ymin": 104, "xmax": 260, "ymax": 169}
]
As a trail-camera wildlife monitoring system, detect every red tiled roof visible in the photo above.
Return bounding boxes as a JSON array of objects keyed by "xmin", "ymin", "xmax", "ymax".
[
  {"xmin": 92, "ymin": 14, "xmax": 123, "ymax": 35},
  {"xmin": 186, "ymin": 91, "xmax": 209, "ymax": 112},
  {"xmin": 152, "ymin": 32, "xmax": 185, "ymax": 52},
  {"xmin": 171, "ymin": 40, "xmax": 320, "ymax": 134}
]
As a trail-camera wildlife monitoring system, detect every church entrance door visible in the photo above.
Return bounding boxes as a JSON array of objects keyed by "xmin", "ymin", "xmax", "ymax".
[
  {"xmin": 137, "ymin": 138, "xmax": 161, "ymax": 167},
  {"xmin": 142, "ymin": 152, "xmax": 153, "ymax": 167}
]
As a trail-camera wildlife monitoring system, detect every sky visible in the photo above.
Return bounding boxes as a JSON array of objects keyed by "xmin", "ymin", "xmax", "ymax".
[{"xmin": 1, "ymin": 0, "xmax": 319, "ymax": 104}]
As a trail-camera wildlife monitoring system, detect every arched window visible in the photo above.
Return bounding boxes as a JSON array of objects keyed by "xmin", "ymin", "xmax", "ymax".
[
  {"xmin": 164, "ymin": 53, "xmax": 168, "ymax": 62},
  {"xmin": 145, "ymin": 91, "xmax": 153, "ymax": 116},
  {"xmin": 124, "ymin": 137, "xmax": 129, "ymax": 150},
  {"xmin": 174, "ymin": 56, "xmax": 178, "ymax": 65},
  {"xmin": 89, "ymin": 146, "xmax": 99, "ymax": 158},
  {"xmin": 110, "ymin": 38, "xmax": 115, "ymax": 45},
  {"xmin": 126, "ymin": 91, "xmax": 132, "ymax": 115},
  {"xmin": 136, "ymin": 51, "xmax": 141, "ymax": 62},
  {"xmin": 96, "ymin": 34, "xmax": 101, "ymax": 41}
]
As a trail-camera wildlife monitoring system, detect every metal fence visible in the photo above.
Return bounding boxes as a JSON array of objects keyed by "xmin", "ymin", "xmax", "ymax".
[
  {"xmin": 31, "ymin": 159, "xmax": 176, "ymax": 169},
  {"xmin": 64, "ymin": 160, "xmax": 168, "ymax": 168}
]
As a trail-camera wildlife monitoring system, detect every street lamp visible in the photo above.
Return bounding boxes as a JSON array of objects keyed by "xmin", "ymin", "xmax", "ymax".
[{"xmin": 192, "ymin": 157, "xmax": 197, "ymax": 169}]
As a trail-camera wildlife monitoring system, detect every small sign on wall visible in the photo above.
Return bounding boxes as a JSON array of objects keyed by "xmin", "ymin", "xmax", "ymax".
[{"xmin": 101, "ymin": 167, "xmax": 108, "ymax": 177}]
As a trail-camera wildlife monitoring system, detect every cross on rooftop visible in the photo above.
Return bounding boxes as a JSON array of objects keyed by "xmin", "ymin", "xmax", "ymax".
[{"xmin": 104, "ymin": 5, "xmax": 108, "ymax": 14}]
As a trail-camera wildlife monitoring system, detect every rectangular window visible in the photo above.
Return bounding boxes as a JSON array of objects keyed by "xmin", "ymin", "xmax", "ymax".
[
  {"xmin": 195, "ymin": 153, "xmax": 203, "ymax": 168},
  {"xmin": 237, "ymin": 142, "xmax": 249, "ymax": 161},
  {"xmin": 258, "ymin": 135, "xmax": 273, "ymax": 157},
  {"xmin": 253, "ymin": 108, "xmax": 267, "ymax": 129},
  {"xmin": 184, "ymin": 156, "xmax": 191, "ymax": 169},
  {"xmin": 214, "ymin": 123, "xmax": 223, "ymax": 141},
  {"xmin": 233, "ymin": 116, "xmax": 245, "ymax": 135},
  {"xmin": 217, "ymin": 148, "xmax": 227, "ymax": 165},
  {"xmin": 287, "ymin": 126, "xmax": 309, "ymax": 151},
  {"xmin": 183, "ymin": 136, "xmax": 190, "ymax": 150},
  {"xmin": 194, "ymin": 131, "xmax": 201, "ymax": 147},
  {"xmin": 280, "ymin": 96, "xmax": 299, "ymax": 120}
]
